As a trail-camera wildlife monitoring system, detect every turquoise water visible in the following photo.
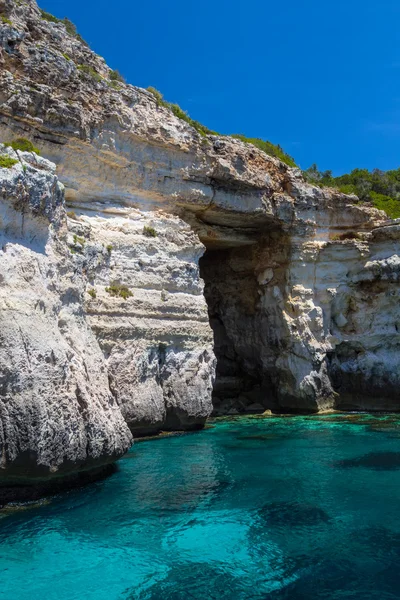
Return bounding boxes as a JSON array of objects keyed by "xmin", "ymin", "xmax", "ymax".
[{"xmin": 2, "ymin": 414, "xmax": 400, "ymax": 599}]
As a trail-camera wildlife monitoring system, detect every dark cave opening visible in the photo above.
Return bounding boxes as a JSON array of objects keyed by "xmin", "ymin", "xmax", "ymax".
[{"xmin": 199, "ymin": 245, "xmax": 277, "ymax": 416}]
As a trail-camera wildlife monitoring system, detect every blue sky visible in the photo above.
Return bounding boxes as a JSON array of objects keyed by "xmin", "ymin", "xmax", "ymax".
[{"xmin": 39, "ymin": 0, "xmax": 400, "ymax": 174}]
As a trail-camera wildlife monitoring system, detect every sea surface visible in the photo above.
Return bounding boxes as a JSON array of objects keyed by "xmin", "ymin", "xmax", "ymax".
[{"xmin": 1, "ymin": 414, "xmax": 400, "ymax": 599}]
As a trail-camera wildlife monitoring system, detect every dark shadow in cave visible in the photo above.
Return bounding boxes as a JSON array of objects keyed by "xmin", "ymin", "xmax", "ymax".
[{"xmin": 199, "ymin": 246, "xmax": 277, "ymax": 416}]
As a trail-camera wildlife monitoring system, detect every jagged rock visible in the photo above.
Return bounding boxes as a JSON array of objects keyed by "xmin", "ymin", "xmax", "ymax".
[{"xmin": 0, "ymin": 148, "xmax": 132, "ymax": 501}]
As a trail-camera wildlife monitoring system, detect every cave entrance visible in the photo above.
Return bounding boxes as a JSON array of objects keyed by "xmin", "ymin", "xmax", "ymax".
[{"xmin": 199, "ymin": 244, "xmax": 278, "ymax": 416}]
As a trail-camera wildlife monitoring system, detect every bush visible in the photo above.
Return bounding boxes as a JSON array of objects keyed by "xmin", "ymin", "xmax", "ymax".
[
  {"xmin": 106, "ymin": 244, "xmax": 113, "ymax": 254},
  {"xmin": 143, "ymin": 225, "xmax": 157, "ymax": 238},
  {"xmin": 105, "ymin": 283, "xmax": 133, "ymax": 300},
  {"xmin": 0, "ymin": 156, "xmax": 18, "ymax": 168},
  {"xmin": 87, "ymin": 288, "xmax": 97, "ymax": 299},
  {"xmin": 40, "ymin": 10, "xmax": 88, "ymax": 46},
  {"xmin": 66, "ymin": 210, "xmax": 78, "ymax": 219},
  {"xmin": 147, "ymin": 87, "xmax": 218, "ymax": 138},
  {"xmin": 146, "ymin": 87, "xmax": 297, "ymax": 160},
  {"xmin": 231, "ymin": 134, "xmax": 297, "ymax": 168},
  {"xmin": 110, "ymin": 69, "xmax": 125, "ymax": 83},
  {"xmin": 40, "ymin": 10, "xmax": 59, "ymax": 23},
  {"xmin": 303, "ymin": 164, "xmax": 400, "ymax": 219},
  {"xmin": 5, "ymin": 138, "xmax": 40, "ymax": 155}
]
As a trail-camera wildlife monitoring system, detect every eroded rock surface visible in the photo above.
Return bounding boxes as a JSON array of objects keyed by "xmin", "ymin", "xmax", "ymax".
[{"xmin": 0, "ymin": 148, "xmax": 132, "ymax": 500}]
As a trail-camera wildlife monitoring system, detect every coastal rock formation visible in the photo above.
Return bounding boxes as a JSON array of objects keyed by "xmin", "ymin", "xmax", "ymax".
[
  {"xmin": 0, "ymin": 0, "xmax": 399, "ymax": 498},
  {"xmin": 0, "ymin": 148, "xmax": 132, "ymax": 500}
]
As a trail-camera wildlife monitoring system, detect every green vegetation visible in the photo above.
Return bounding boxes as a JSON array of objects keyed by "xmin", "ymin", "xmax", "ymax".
[
  {"xmin": 0, "ymin": 156, "xmax": 18, "ymax": 168},
  {"xmin": 40, "ymin": 10, "xmax": 59, "ymax": 23},
  {"xmin": 105, "ymin": 283, "xmax": 133, "ymax": 300},
  {"xmin": 78, "ymin": 64, "xmax": 103, "ymax": 83},
  {"xmin": 231, "ymin": 134, "xmax": 298, "ymax": 168},
  {"xmin": 110, "ymin": 69, "xmax": 125, "ymax": 83},
  {"xmin": 73, "ymin": 234, "xmax": 85, "ymax": 247},
  {"xmin": 40, "ymin": 10, "xmax": 87, "ymax": 46},
  {"xmin": 143, "ymin": 225, "xmax": 157, "ymax": 238},
  {"xmin": 66, "ymin": 210, "xmax": 78, "ymax": 220},
  {"xmin": 106, "ymin": 244, "xmax": 113, "ymax": 254},
  {"xmin": 147, "ymin": 87, "xmax": 218, "ymax": 138},
  {"xmin": 87, "ymin": 288, "xmax": 97, "ymax": 299},
  {"xmin": 5, "ymin": 138, "xmax": 40, "ymax": 155},
  {"xmin": 1, "ymin": 15, "xmax": 12, "ymax": 25},
  {"xmin": 303, "ymin": 164, "xmax": 400, "ymax": 219},
  {"xmin": 62, "ymin": 52, "xmax": 72, "ymax": 61},
  {"xmin": 146, "ymin": 87, "xmax": 297, "ymax": 162}
]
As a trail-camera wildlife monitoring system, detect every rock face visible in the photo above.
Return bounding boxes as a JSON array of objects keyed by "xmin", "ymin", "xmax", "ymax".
[
  {"xmin": 0, "ymin": 0, "xmax": 399, "ymax": 498},
  {"xmin": 75, "ymin": 211, "xmax": 214, "ymax": 435},
  {"xmin": 0, "ymin": 147, "xmax": 132, "ymax": 500}
]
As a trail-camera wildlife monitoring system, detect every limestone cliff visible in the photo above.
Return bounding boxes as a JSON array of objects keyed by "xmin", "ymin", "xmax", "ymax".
[{"xmin": 0, "ymin": 0, "xmax": 399, "ymax": 500}]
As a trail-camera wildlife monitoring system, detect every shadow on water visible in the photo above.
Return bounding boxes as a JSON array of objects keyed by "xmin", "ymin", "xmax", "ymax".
[
  {"xmin": 335, "ymin": 452, "xmax": 400, "ymax": 470},
  {"xmin": 266, "ymin": 558, "xmax": 400, "ymax": 600},
  {"xmin": 125, "ymin": 564, "xmax": 244, "ymax": 600},
  {"xmin": 257, "ymin": 501, "xmax": 331, "ymax": 528}
]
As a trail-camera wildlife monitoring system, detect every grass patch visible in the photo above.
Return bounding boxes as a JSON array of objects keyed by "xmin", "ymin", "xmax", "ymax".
[
  {"xmin": 62, "ymin": 52, "xmax": 72, "ymax": 61},
  {"xmin": 0, "ymin": 156, "xmax": 18, "ymax": 168},
  {"xmin": 5, "ymin": 138, "xmax": 40, "ymax": 155},
  {"xmin": 1, "ymin": 15, "xmax": 12, "ymax": 25},
  {"xmin": 106, "ymin": 244, "xmax": 113, "ymax": 254},
  {"xmin": 87, "ymin": 288, "xmax": 97, "ymax": 299},
  {"xmin": 105, "ymin": 283, "xmax": 133, "ymax": 300},
  {"xmin": 143, "ymin": 225, "xmax": 157, "ymax": 238},
  {"xmin": 66, "ymin": 210, "xmax": 78, "ymax": 219}
]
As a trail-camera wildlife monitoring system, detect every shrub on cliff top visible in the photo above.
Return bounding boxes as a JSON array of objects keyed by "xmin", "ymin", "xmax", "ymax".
[
  {"xmin": 5, "ymin": 138, "xmax": 40, "ymax": 155},
  {"xmin": 110, "ymin": 69, "xmax": 125, "ymax": 83},
  {"xmin": 147, "ymin": 87, "xmax": 218, "ymax": 138},
  {"xmin": 0, "ymin": 156, "xmax": 18, "ymax": 169},
  {"xmin": 303, "ymin": 164, "xmax": 400, "ymax": 219},
  {"xmin": 40, "ymin": 10, "xmax": 88, "ymax": 46},
  {"xmin": 231, "ymin": 134, "xmax": 298, "ymax": 168},
  {"xmin": 146, "ymin": 87, "xmax": 297, "ymax": 162}
]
